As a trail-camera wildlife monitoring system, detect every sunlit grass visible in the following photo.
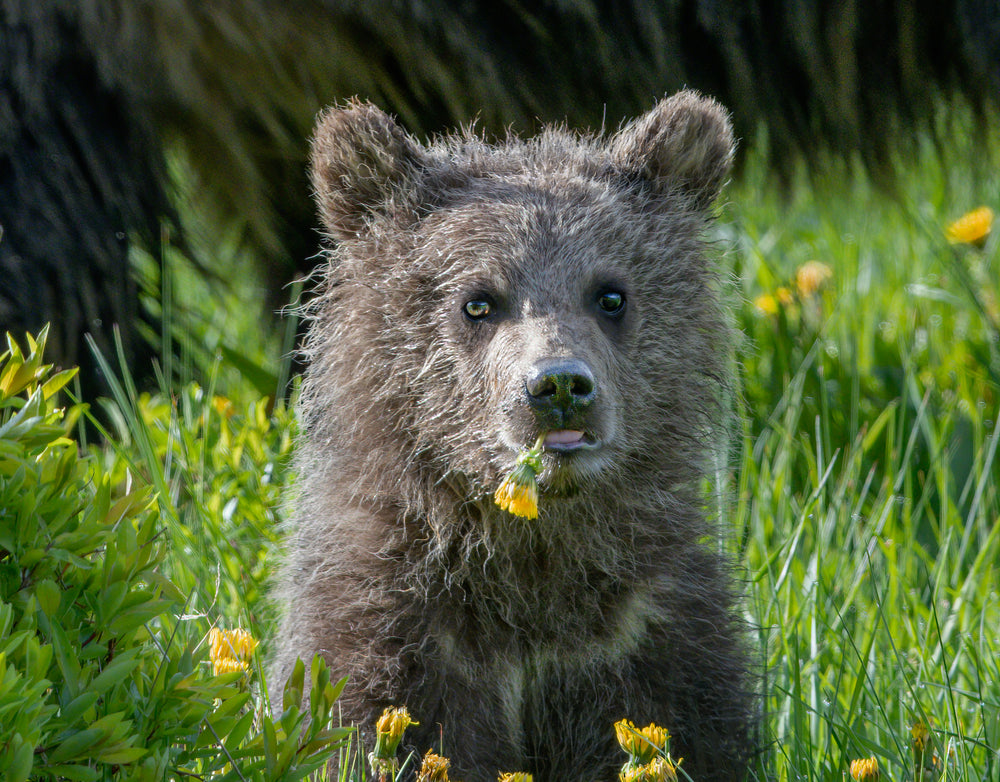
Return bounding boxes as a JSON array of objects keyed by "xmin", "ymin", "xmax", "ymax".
[{"xmin": 45, "ymin": 99, "xmax": 997, "ymax": 779}]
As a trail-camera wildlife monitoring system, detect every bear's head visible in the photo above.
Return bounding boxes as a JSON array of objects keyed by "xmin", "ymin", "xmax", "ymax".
[{"xmin": 303, "ymin": 91, "xmax": 735, "ymax": 517}]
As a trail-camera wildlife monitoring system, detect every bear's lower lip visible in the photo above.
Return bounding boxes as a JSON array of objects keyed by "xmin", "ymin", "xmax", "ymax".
[{"xmin": 542, "ymin": 429, "xmax": 599, "ymax": 452}]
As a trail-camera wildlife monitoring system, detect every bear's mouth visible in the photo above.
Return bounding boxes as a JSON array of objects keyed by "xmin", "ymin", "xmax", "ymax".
[{"xmin": 542, "ymin": 429, "xmax": 599, "ymax": 453}]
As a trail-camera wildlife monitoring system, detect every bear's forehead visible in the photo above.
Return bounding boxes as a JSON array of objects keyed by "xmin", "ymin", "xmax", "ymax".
[{"xmin": 413, "ymin": 183, "xmax": 634, "ymax": 278}]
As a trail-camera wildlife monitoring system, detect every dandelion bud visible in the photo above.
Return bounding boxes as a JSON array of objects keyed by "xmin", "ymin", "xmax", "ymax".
[
  {"xmin": 619, "ymin": 756, "xmax": 680, "ymax": 782},
  {"xmin": 369, "ymin": 705, "xmax": 417, "ymax": 776},
  {"xmin": 794, "ymin": 260, "xmax": 833, "ymax": 298},
  {"xmin": 208, "ymin": 627, "xmax": 258, "ymax": 676},
  {"xmin": 417, "ymin": 750, "xmax": 451, "ymax": 782},
  {"xmin": 212, "ymin": 656, "xmax": 248, "ymax": 676},
  {"xmin": 614, "ymin": 719, "xmax": 669, "ymax": 765},
  {"xmin": 849, "ymin": 756, "xmax": 880, "ymax": 781}
]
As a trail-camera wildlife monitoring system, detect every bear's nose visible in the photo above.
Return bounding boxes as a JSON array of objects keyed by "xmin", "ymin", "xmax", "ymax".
[{"xmin": 526, "ymin": 359, "xmax": 596, "ymax": 414}]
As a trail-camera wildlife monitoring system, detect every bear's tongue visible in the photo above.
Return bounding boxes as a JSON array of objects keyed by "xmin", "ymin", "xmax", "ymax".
[{"xmin": 544, "ymin": 430, "xmax": 585, "ymax": 447}]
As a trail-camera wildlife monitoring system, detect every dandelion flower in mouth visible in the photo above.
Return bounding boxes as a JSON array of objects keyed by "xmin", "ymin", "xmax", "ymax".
[
  {"xmin": 946, "ymin": 206, "xmax": 993, "ymax": 245},
  {"xmin": 849, "ymin": 756, "xmax": 880, "ymax": 781},
  {"xmin": 494, "ymin": 434, "xmax": 545, "ymax": 518}
]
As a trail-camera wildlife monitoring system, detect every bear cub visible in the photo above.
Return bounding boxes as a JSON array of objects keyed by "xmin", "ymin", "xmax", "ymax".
[{"xmin": 273, "ymin": 90, "xmax": 756, "ymax": 782}]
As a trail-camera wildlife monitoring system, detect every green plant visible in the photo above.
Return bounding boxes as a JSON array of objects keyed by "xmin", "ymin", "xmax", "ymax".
[{"xmin": 0, "ymin": 329, "xmax": 348, "ymax": 781}]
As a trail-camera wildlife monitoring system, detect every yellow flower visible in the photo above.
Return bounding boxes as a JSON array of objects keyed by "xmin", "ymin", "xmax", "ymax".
[
  {"xmin": 946, "ymin": 206, "xmax": 993, "ymax": 245},
  {"xmin": 494, "ymin": 463, "xmax": 540, "ymax": 519},
  {"xmin": 370, "ymin": 705, "xmax": 417, "ymax": 771},
  {"xmin": 754, "ymin": 293, "xmax": 779, "ymax": 316},
  {"xmin": 498, "ymin": 774, "xmax": 534, "ymax": 782},
  {"xmin": 795, "ymin": 260, "xmax": 833, "ymax": 298},
  {"xmin": 619, "ymin": 756, "xmax": 680, "ymax": 782},
  {"xmin": 417, "ymin": 750, "xmax": 451, "ymax": 782},
  {"xmin": 208, "ymin": 627, "xmax": 257, "ymax": 676},
  {"xmin": 850, "ymin": 756, "xmax": 880, "ymax": 781},
  {"xmin": 212, "ymin": 395, "xmax": 235, "ymax": 418},
  {"xmin": 614, "ymin": 719, "xmax": 669, "ymax": 765},
  {"xmin": 495, "ymin": 435, "xmax": 545, "ymax": 519},
  {"xmin": 911, "ymin": 720, "xmax": 931, "ymax": 752},
  {"xmin": 209, "ymin": 627, "xmax": 258, "ymax": 662},
  {"xmin": 212, "ymin": 656, "xmax": 249, "ymax": 676},
  {"xmin": 776, "ymin": 286, "xmax": 794, "ymax": 306}
]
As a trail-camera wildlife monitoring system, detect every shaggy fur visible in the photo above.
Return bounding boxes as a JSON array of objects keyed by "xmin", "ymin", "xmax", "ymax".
[
  {"xmin": 272, "ymin": 91, "xmax": 755, "ymax": 781},
  {"xmin": 3, "ymin": 2, "xmax": 998, "ymax": 394}
]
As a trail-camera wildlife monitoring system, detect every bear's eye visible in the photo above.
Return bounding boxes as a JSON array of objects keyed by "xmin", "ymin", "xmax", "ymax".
[
  {"xmin": 463, "ymin": 299, "xmax": 493, "ymax": 320},
  {"xmin": 597, "ymin": 290, "xmax": 626, "ymax": 316}
]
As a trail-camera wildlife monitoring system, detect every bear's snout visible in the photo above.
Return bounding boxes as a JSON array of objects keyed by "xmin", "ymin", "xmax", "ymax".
[{"xmin": 525, "ymin": 358, "xmax": 596, "ymax": 423}]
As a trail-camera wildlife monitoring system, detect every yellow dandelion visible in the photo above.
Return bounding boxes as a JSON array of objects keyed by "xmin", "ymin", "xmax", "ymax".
[
  {"xmin": 209, "ymin": 627, "xmax": 258, "ymax": 662},
  {"xmin": 754, "ymin": 293, "xmax": 779, "ymax": 316},
  {"xmin": 946, "ymin": 206, "xmax": 993, "ymax": 245},
  {"xmin": 212, "ymin": 395, "xmax": 235, "ymax": 418},
  {"xmin": 911, "ymin": 720, "xmax": 931, "ymax": 752},
  {"xmin": 619, "ymin": 756, "xmax": 680, "ymax": 782},
  {"xmin": 498, "ymin": 773, "xmax": 534, "ymax": 782},
  {"xmin": 494, "ymin": 463, "xmax": 540, "ymax": 519},
  {"xmin": 795, "ymin": 260, "xmax": 833, "ymax": 298},
  {"xmin": 776, "ymin": 286, "xmax": 794, "ymax": 306},
  {"xmin": 850, "ymin": 756, "xmax": 880, "ymax": 781},
  {"xmin": 417, "ymin": 750, "xmax": 451, "ymax": 782},
  {"xmin": 495, "ymin": 434, "xmax": 545, "ymax": 519},
  {"xmin": 614, "ymin": 719, "xmax": 669, "ymax": 765},
  {"xmin": 212, "ymin": 656, "xmax": 249, "ymax": 676},
  {"xmin": 375, "ymin": 705, "xmax": 416, "ymax": 747},
  {"xmin": 370, "ymin": 705, "xmax": 417, "ymax": 774},
  {"xmin": 208, "ymin": 627, "xmax": 257, "ymax": 676}
]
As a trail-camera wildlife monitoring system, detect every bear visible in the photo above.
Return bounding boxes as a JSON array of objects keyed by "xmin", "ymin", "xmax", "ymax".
[{"xmin": 272, "ymin": 90, "xmax": 757, "ymax": 782}]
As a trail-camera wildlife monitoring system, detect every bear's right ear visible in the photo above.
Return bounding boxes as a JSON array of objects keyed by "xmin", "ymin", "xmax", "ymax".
[{"xmin": 310, "ymin": 101, "xmax": 423, "ymax": 239}]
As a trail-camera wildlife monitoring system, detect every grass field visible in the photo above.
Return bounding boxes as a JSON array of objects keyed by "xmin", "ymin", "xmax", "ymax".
[{"xmin": 1, "ymin": 102, "xmax": 997, "ymax": 781}]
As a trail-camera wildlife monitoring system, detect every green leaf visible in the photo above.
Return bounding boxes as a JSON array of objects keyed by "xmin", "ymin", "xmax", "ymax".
[
  {"xmin": 88, "ymin": 648, "xmax": 141, "ymax": 695},
  {"xmin": 95, "ymin": 744, "xmax": 149, "ymax": 765},
  {"xmin": 48, "ymin": 727, "xmax": 105, "ymax": 763},
  {"xmin": 40, "ymin": 367, "xmax": 79, "ymax": 400},
  {"xmin": 59, "ymin": 691, "xmax": 100, "ymax": 725},
  {"xmin": 5, "ymin": 736, "xmax": 34, "ymax": 782},
  {"xmin": 44, "ymin": 764, "xmax": 100, "ymax": 782},
  {"xmin": 34, "ymin": 579, "xmax": 61, "ymax": 617}
]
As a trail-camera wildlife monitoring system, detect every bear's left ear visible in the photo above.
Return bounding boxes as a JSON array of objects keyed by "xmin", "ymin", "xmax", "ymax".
[
  {"xmin": 310, "ymin": 100, "xmax": 425, "ymax": 239},
  {"xmin": 609, "ymin": 90, "xmax": 735, "ymax": 209}
]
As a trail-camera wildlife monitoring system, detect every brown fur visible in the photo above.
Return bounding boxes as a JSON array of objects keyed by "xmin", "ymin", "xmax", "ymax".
[{"xmin": 272, "ymin": 91, "xmax": 756, "ymax": 782}]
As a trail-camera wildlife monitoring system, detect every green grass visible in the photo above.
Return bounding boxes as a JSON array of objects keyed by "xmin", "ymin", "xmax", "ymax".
[
  {"xmin": 2, "ymin": 101, "xmax": 998, "ymax": 780},
  {"xmin": 727, "ymin": 107, "xmax": 999, "ymax": 781}
]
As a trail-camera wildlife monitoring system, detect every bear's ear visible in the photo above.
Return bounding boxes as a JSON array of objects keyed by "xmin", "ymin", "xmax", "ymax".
[
  {"xmin": 609, "ymin": 90, "xmax": 735, "ymax": 209},
  {"xmin": 310, "ymin": 101, "xmax": 423, "ymax": 238}
]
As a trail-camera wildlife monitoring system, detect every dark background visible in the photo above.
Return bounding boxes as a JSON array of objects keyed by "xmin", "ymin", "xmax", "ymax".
[{"xmin": 2, "ymin": 0, "xmax": 998, "ymax": 394}]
